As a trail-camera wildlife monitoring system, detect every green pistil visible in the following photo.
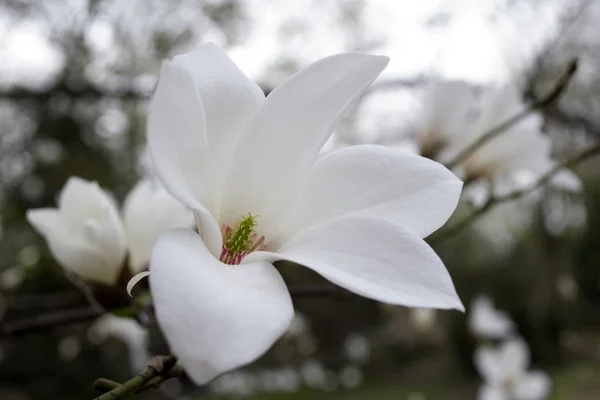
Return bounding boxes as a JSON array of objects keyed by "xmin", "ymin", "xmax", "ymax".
[{"xmin": 225, "ymin": 214, "xmax": 258, "ymax": 256}]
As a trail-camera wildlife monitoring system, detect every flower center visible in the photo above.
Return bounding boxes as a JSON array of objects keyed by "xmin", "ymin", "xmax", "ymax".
[{"xmin": 219, "ymin": 214, "xmax": 267, "ymax": 265}]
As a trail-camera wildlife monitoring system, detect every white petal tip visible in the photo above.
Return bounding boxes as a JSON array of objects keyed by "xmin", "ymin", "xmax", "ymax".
[{"xmin": 127, "ymin": 271, "xmax": 150, "ymax": 296}]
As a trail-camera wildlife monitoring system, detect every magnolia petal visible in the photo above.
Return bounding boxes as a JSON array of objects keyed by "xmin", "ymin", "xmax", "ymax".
[
  {"xmin": 127, "ymin": 271, "xmax": 150, "ymax": 296},
  {"xmin": 147, "ymin": 61, "xmax": 213, "ymax": 214},
  {"xmin": 221, "ymin": 53, "xmax": 389, "ymax": 235},
  {"xmin": 500, "ymin": 338, "xmax": 530, "ymax": 374},
  {"xmin": 478, "ymin": 385, "xmax": 508, "ymax": 400},
  {"xmin": 513, "ymin": 371, "xmax": 551, "ymax": 400},
  {"xmin": 173, "ymin": 43, "xmax": 264, "ymax": 204},
  {"xmin": 147, "ymin": 62, "xmax": 224, "ymax": 256},
  {"xmin": 58, "ymin": 177, "xmax": 120, "ymax": 226},
  {"xmin": 277, "ymin": 145, "xmax": 462, "ymax": 243},
  {"xmin": 57, "ymin": 178, "xmax": 126, "ymax": 260},
  {"xmin": 149, "ymin": 228, "xmax": 294, "ymax": 385},
  {"xmin": 122, "ymin": 179, "xmax": 193, "ymax": 273},
  {"xmin": 474, "ymin": 346, "xmax": 504, "ymax": 385},
  {"xmin": 254, "ymin": 216, "xmax": 463, "ymax": 310},
  {"xmin": 26, "ymin": 208, "xmax": 66, "ymax": 238},
  {"xmin": 47, "ymin": 236, "xmax": 122, "ymax": 286},
  {"xmin": 550, "ymin": 168, "xmax": 582, "ymax": 192},
  {"xmin": 28, "ymin": 184, "xmax": 126, "ymax": 287},
  {"xmin": 468, "ymin": 295, "xmax": 514, "ymax": 340}
]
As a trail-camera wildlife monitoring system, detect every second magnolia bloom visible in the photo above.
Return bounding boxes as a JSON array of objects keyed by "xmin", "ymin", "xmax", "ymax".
[
  {"xmin": 146, "ymin": 43, "xmax": 464, "ymax": 385},
  {"xmin": 27, "ymin": 177, "xmax": 193, "ymax": 285}
]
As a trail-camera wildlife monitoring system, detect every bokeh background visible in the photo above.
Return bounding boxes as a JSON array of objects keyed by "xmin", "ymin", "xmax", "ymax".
[{"xmin": 1, "ymin": 0, "xmax": 600, "ymax": 399}]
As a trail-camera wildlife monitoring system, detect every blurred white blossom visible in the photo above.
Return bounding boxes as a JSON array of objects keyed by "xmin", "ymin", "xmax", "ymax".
[
  {"xmin": 57, "ymin": 335, "xmax": 82, "ymax": 362},
  {"xmin": 410, "ymin": 307, "xmax": 437, "ymax": 333},
  {"xmin": 146, "ymin": 43, "xmax": 463, "ymax": 385},
  {"xmin": 343, "ymin": 334, "xmax": 371, "ymax": 364},
  {"xmin": 469, "ymin": 295, "xmax": 514, "ymax": 340},
  {"xmin": 475, "ymin": 338, "xmax": 551, "ymax": 400},
  {"xmin": 300, "ymin": 359, "xmax": 327, "ymax": 388},
  {"xmin": 339, "ymin": 364, "xmax": 364, "ymax": 389},
  {"xmin": 88, "ymin": 314, "xmax": 149, "ymax": 372},
  {"xmin": 27, "ymin": 176, "xmax": 192, "ymax": 285},
  {"xmin": 414, "ymin": 81, "xmax": 581, "ymax": 197}
]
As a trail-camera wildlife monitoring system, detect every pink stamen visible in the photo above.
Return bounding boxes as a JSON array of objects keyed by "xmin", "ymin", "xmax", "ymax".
[{"xmin": 218, "ymin": 223, "xmax": 268, "ymax": 265}]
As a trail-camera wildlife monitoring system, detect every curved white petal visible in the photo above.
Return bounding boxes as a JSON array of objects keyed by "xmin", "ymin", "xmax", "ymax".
[
  {"xmin": 277, "ymin": 145, "xmax": 462, "ymax": 243},
  {"xmin": 149, "ymin": 229, "xmax": 294, "ymax": 385},
  {"xmin": 418, "ymin": 80, "xmax": 479, "ymax": 155},
  {"xmin": 58, "ymin": 177, "xmax": 124, "ymax": 242},
  {"xmin": 172, "ymin": 43, "xmax": 265, "ymax": 205},
  {"xmin": 513, "ymin": 371, "xmax": 551, "ymax": 400},
  {"xmin": 250, "ymin": 216, "xmax": 462, "ymax": 310},
  {"xmin": 126, "ymin": 271, "xmax": 150, "ymax": 296},
  {"xmin": 122, "ymin": 179, "xmax": 193, "ymax": 272},
  {"xmin": 89, "ymin": 315, "xmax": 150, "ymax": 372},
  {"xmin": 550, "ymin": 168, "xmax": 582, "ymax": 192},
  {"xmin": 469, "ymin": 295, "xmax": 514, "ymax": 339},
  {"xmin": 147, "ymin": 61, "xmax": 212, "ymax": 213},
  {"xmin": 500, "ymin": 338, "xmax": 530, "ymax": 374},
  {"xmin": 474, "ymin": 346, "xmax": 505, "ymax": 385},
  {"xmin": 32, "ymin": 228, "xmax": 122, "ymax": 286},
  {"xmin": 147, "ymin": 62, "xmax": 223, "ymax": 256},
  {"xmin": 221, "ymin": 53, "xmax": 389, "ymax": 236},
  {"xmin": 26, "ymin": 208, "xmax": 66, "ymax": 238},
  {"xmin": 28, "ymin": 177, "xmax": 127, "ymax": 286},
  {"xmin": 28, "ymin": 209, "xmax": 117, "ymax": 285},
  {"xmin": 478, "ymin": 385, "xmax": 508, "ymax": 400}
]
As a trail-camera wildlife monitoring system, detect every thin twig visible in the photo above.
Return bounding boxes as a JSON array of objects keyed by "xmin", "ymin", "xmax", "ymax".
[
  {"xmin": 0, "ymin": 284, "xmax": 351, "ymax": 336},
  {"xmin": 432, "ymin": 142, "xmax": 600, "ymax": 243},
  {"xmin": 93, "ymin": 355, "xmax": 177, "ymax": 400},
  {"xmin": 445, "ymin": 60, "xmax": 578, "ymax": 170},
  {"xmin": 4, "ymin": 291, "xmax": 86, "ymax": 312},
  {"xmin": 0, "ymin": 307, "xmax": 102, "ymax": 336},
  {"xmin": 94, "ymin": 364, "xmax": 186, "ymax": 394}
]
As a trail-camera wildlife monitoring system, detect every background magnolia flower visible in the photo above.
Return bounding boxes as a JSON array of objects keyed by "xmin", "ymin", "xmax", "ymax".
[
  {"xmin": 414, "ymin": 80, "xmax": 479, "ymax": 159},
  {"xmin": 475, "ymin": 338, "xmax": 551, "ymax": 400},
  {"xmin": 415, "ymin": 81, "xmax": 581, "ymax": 196},
  {"xmin": 146, "ymin": 43, "xmax": 464, "ymax": 385},
  {"xmin": 469, "ymin": 295, "xmax": 515, "ymax": 340},
  {"xmin": 88, "ymin": 314, "xmax": 150, "ymax": 372},
  {"xmin": 27, "ymin": 177, "xmax": 192, "ymax": 286}
]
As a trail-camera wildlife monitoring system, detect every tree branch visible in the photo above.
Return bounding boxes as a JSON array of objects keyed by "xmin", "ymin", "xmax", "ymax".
[
  {"xmin": 93, "ymin": 355, "xmax": 178, "ymax": 399},
  {"xmin": 0, "ymin": 307, "xmax": 102, "ymax": 336},
  {"xmin": 93, "ymin": 363, "xmax": 186, "ymax": 395},
  {"xmin": 0, "ymin": 284, "xmax": 353, "ymax": 336},
  {"xmin": 432, "ymin": 142, "xmax": 600, "ymax": 243},
  {"xmin": 445, "ymin": 60, "xmax": 578, "ymax": 170},
  {"xmin": 0, "ymin": 85, "xmax": 148, "ymax": 101}
]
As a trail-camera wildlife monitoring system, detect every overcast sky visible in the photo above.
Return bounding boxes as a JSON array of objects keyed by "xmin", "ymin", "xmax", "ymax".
[{"xmin": 0, "ymin": 0, "xmax": 569, "ymax": 90}]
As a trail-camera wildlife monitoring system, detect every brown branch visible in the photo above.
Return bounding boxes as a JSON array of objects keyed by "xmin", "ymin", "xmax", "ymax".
[
  {"xmin": 93, "ymin": 355, "xmax": 180, "ymax": 399},
  {"xmin": 432, "ymin": 141, "xmax": 600, "ymax": 243},
  {"xmin": 445, "ymin": 60, "xmax": 578, "ymax": 170},
  {"xmin": 0, "ymin": 307, "xmax": 102, "ymax": 336},
  {"xmin": 0, "ymin": 84, "xmax": 148, "ymax": 101},
  {"xmin": 4, "ymin": 291, "xmax": 86, "ymax": 312},
  {"xmin": 94, "ymin": 363, "xmax": 186, "ymax": 395},
  {"xmin": 0, "ymin": 284, "xmax": 352, "ymax": 336}
]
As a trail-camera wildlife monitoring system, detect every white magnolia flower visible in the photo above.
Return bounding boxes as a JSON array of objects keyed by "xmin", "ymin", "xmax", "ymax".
[
  {"xmin": 410, "ymin": 307, "xmax": 437, "ymax": 333},
  {"xmin": 469, "ymin": 295, "xmax": 514, "ymax": 340},
  {"xmin": 146, "ymin": 43, "xmax": 464, "ymax": 385},
  {"xmin": 415, "ymin": 80, "xmax": 479, "ymax": 159},
  {"xmin": 475, "ymin": 339, "xmax": 551, "ymax": 400},
  {"xmin": 416, "ymin": 81, "xmax": 581, "ymax": 195},
  {"xmin": 27, "ymin": 177, "xmax": 191, "ymax": 285},
  {"xmin": 88, "ymin": 314, "xmax": 150, "ymax": 372}
]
